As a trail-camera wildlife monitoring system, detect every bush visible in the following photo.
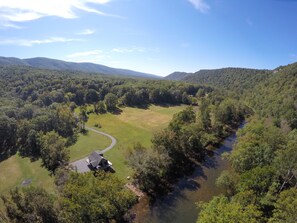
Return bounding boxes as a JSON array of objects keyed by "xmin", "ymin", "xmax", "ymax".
[{"xmin": 94, "ymin": 123, "xmax": 102, "ymax": 128}]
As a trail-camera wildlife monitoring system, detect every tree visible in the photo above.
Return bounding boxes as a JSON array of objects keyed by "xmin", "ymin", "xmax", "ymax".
[
  {"xmin": 127, "ymin": 143, "xmax": 171, "ymax": 195},
  {"xmin": 78, "ymin": 106, "xmax": 88, "ymax": 131},
  {"xmin": 268, "ymin": 188, "xmax": 297, "ymax": 223},
  {"xmin": 40, "ymin": 131, "xmax": 69, "ymax": 172},
  {"xmin": 216, "ymin": 171, "xmax": 238, "ymax": 196},
  {"xmin": 0, "ymin": 115, "xmax": 17, "ymax": 157},
  {"xmin": 104, "ymin": 93, "xmax": 118, "ymax": 111},
  {"xmin": 1, "ymin": 187, "xmax": 59, "ymax": 223},
  {"xmin": 59, "ymin": 172, "xmax": 136, "ymax": 222},
  {"xmin": 230, "ymin": 121, "xmax": 285, "ymax": 173},
  {"xmin": 273, "ymin": 130, "xmax": 297, "ymax": 192},
  {"xmin": 85, "ymin": 89, "xmax": 99, "ymax": 104},
  {"xmin": 169, "ymin": 106, "xmax": 196, "ymax": 132},
  {"xmin": 237, "ymin": 166, "xmax": 275, "ymax": 198},
  {"xmin": 197, "ymin": 196, "xmax": 263, "ymax": 223},
  {"xmin": 199, "ymin": 100, "xmax": 211, "ymax": 131},
  {"xmin": 94, "ymin": 101, "xmax": 106, "ymax": 114}
]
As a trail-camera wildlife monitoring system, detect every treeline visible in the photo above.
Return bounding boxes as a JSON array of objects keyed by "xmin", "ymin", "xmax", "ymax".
[
  {"xmin": 197, "ymin": 119, "xmax": 297, "ymax": 222},
  {"xmin": 1, "ymin": 171, "xmax": 137, "ymax": 223},
  {"xmin": 0, "ymin": 66, "xmax": 212, "ymax": 108},
  {"xmin": 0, "ymin": 105, "xmax": 76, "ymax": 172},
  {"xmin": 127, "ymin": 95, "xmax": 251, "ymax": 197}
]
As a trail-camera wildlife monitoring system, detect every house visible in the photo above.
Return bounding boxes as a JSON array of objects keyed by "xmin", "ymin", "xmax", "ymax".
[{"xmin": 86, "ymin": 151, "xmax": 112, "ymax": 170}]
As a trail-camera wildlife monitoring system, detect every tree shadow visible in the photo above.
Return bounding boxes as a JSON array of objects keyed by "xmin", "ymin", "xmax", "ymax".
[
  {"xmin": 0, "ymin": 148, "xmax": 18, "ymax": 162},
  {"xmin": 109, "ymin": 107, "xmax": 123, "ymax": 115}
]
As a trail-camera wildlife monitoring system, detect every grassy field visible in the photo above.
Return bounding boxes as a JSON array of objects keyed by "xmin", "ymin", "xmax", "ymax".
[
  {"xmin": 0, "ymin": 104, "xmax": 186, "ymax": 207},
  {"xmin": 0, "ymin": 154, "xmax": 55, "ymax": 195},
  {"xmin": 69, "ymin": 130, "xmax": 111, "ymax": 162},
  {"xmin": 86, "ymin": 105, "xmax": 187, "ymax": 179}
]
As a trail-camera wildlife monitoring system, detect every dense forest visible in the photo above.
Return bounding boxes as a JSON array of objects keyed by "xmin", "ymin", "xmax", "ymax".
[
  {"xmin": 196, "ymin": 63, "xmax": 297, "ymax": 222},
  {"xmin": 0, "ymin": 60, "xmax": 296, "ymax": 222}
]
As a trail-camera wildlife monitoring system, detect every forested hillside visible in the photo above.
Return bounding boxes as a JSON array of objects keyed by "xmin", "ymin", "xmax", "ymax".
[
  {"xmin": 165, "ymin": 71, "xmax": 191, "ymax": 81},
  {"xmin": 167, "ymin": 63, "xmax": 297, "ymax": 129},
  {"xmin": 245, "ymin": 62, "xmax": 297, "ymax": 129},
  {"xmin": 166, "ymin": 68, "xmax": 271, "ymax": 93},
  {"xmin": 197, "ymin": 62, "xmax": 297, "ymax": 222}
]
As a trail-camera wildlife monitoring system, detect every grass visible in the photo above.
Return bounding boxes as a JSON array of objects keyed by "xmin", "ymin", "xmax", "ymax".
[
  {"xmin": 0, "ymin": 154, "xmax": 55, "ymax": 195},
  {"xmin": 69, "ymin": 131, "xmax": 111, "ymax": 162},
  {"xmin": 86, "ymin": 105, "xmax": 187, "ymax": 180}
]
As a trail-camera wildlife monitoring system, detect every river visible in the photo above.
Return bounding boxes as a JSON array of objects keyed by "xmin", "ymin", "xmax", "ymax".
[{"xmin": 130, "ymin": 124, "xmax": 244, "ymax": 223}]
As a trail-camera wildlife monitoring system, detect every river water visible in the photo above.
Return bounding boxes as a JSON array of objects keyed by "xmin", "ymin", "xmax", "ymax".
[{"xmin": 131, "ymin": 126, "xmax": 242, "ymax": 223}]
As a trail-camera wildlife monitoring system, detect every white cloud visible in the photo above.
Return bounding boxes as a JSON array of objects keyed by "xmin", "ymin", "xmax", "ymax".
[
  {"xmin": 112, "ymin": 47, "xmax": 146, "ymax": 53},
  {"xmin": 66, "ymin": 49, "xmax": 111, "ymax": 63},
  {"xmin": 67, "ymin": 50, "xmax": 103, "ymax": 58},
  {"xmin": 0, "ymin": 0, "xmax": 115, "ymax": 28},
  {"xmin": 188, "ymin": 0, "xmax": 210, "ymax": 13},
  {"xmin": 111, "ymin": 47, "xmax": 159, "ymax": 53},
  {"xmin": 0, "ymin": 37, "xmax": 81, "ymax": 46},
  {"xmin": 77, "ymin": 29, "xmax": 96, "ymax": 35}
]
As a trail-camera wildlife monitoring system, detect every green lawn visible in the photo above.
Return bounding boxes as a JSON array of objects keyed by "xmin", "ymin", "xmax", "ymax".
[
  {"xmin": 0, "ymin": 154, "xmax": 55, "ymax": 195},
  {"xmin": 69, "ymin": 131, "xmax": 111, "ymax": 162},
  {"xmin": 86, "ymin": 105, "xmax": 187, "ymax": 179}
]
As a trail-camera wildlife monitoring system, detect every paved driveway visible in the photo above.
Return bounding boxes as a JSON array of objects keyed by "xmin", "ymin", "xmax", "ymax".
[
  {"xmin": 71, "ymin": 158, "xmax": 90, "ymax": 173},
  {"xmin": 70, "ymin": 127, "xmax": 117, "ymax": 173}
]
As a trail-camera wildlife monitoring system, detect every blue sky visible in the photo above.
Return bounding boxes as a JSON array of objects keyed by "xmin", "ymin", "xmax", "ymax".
[{"xmin": 0, "ymin": 0, "xmax": 297, "ymax": 76}]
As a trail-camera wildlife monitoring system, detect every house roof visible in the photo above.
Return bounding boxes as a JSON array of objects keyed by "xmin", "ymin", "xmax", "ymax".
[{"xmin": 88, "ymin": 151, "xmax": 104, "ymax": 168}]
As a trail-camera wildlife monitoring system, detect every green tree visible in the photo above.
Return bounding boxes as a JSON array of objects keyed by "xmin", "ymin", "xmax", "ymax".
[
  {"xmin": 40, "ymin": 131, "xmax": 69, "ymax": 172},
  {"xmin": 127, "ymin": 143, "xmax": 171, "ymax": 195},
  {"xmin": 78, "ymin": 106, "xmax": 88, "ymax": 131},
  {"xmin": 1, "ymin": 187, "xmax": 59, "ymax": 223},
  {"xmin": 104, "ymin": 93, "xmax": 118, "ymax": 111},
  {"xmin": 59, "ymin": 172, "xmax": 136, "ymax": 223},
  {"xmin": 0, "ymin": 115, "xmax": 17, "ymax": 157},
  {"xmin": 216, "ymin": 171, "xmax": 238, "ymax": 197},
  {"xmin": 94, "ymin": 101, "xmax": 106, "ymax": 114},
  {"xmin": 169, "ymin": 106, "xmax": 196, "ymax": 132},
  {"xmin": 268, "ymin": 188, "xmax": 297, "ymax": 223},
  {"xmin": 197, "ymin": 196, "xmax": 263, "ymax": 223},
  {"xmin": 273, "ymin": 130, "xmax": 297, "ymax": 192}
]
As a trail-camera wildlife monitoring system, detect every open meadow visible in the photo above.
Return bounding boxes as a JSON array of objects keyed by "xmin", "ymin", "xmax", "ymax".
[{"xmin": 85, "ymin": 105, "xmax": 187, "ymax": 179}]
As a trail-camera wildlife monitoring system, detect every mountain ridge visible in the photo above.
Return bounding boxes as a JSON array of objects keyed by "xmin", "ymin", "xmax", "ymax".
[{"xmin": 0, "ymin": 56, "xmax": 159, "ymax": 79}]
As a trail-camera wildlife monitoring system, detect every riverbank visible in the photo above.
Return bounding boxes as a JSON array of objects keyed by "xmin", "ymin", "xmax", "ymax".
[{"xmin": 129, "ymin": 123, "xmax": 245, "ymax": 223}]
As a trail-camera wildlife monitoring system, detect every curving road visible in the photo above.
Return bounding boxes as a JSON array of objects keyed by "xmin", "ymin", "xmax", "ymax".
[
  {"xmin": 85, "ymin": 126, "xmax": 117, "ymax": 154},
  {"xmin": 70, "ymin": 126, "xmax": 117, "ymax": 173}
]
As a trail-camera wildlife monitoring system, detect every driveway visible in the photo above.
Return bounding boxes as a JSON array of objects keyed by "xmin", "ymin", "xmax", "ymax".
[{"xmin": 70, "ymin": 127, "xmax": 117, "ymax": 173}]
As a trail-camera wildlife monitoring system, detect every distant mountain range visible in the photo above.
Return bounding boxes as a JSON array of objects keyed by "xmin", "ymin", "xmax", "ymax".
[{"xmin": 0, "ymin": 56, "xmax": 159, "ymax": 79}]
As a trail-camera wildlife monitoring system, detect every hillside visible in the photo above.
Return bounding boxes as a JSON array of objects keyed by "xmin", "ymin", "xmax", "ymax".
[
  {"xmin": 245, "ymin": 62, "xmax": 297, "ymax": 128},
  {"xmin": 0, "ymin": 56, "xmax": 159, "ymax": 79},
  {"xmin": 166, "ymin": 68, "xmax": 271, "ymax": 93},
  {"xmin": 165, "ymin": 71, "xmax": 191, "ymax": 81}
]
